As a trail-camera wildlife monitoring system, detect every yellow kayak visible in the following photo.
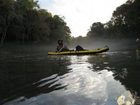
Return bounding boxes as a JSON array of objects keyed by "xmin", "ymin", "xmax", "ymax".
[{"xmin": 48, "ymin": 46, "xmax": 109, "ymax": 55}]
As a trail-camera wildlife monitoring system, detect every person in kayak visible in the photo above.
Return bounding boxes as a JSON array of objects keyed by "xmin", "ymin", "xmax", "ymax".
[
  {"xmin": 56, "ymin": 40, "xmax": 69, "ymax": 52},
  {"xmin": 75, "ymin": 45, "xmax": 85, "ymax": 51}
]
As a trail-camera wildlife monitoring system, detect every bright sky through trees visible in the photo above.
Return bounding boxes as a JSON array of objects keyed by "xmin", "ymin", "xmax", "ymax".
[{"xmin": 39, "ymin": 0, "xmax": 128, "ymax": 37}]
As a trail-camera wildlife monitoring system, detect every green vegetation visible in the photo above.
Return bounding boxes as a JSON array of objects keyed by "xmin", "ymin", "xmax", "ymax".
[
  {"xmin": 1, "ymin": 0, "xmax": 140, "ymax": 45},
  {"xmin": 0, "ymin": 0, "xmax": 71, "ymax": 45},
  {"xmin": 87, "ymin": 0, "xmax": 140, "ymax": 40}
]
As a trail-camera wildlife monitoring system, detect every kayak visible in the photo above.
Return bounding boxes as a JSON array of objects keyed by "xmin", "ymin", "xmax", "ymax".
[{"xmin": 48, "ymin": 46, "xmax": 109, "ymax": 55}]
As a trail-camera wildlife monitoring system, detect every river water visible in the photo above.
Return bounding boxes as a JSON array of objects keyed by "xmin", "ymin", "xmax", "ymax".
[{"xmin": 0, "ymin": 44, "xmax": 140, "ymax": 105}]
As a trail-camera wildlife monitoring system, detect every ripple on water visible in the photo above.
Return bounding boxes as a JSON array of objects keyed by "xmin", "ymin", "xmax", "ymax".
[{"xmin": 2, "ymin": 55, "xmax": 138, "ymax": 105}]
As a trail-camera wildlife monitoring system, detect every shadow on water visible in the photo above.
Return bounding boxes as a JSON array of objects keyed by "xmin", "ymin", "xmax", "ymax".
[
  {"xmin": 0, "ymin": 44, "xmax": 140, "ymax": 105},
  {"xmin": 0, "ymin": 46, "xmax": 71, "ymax": 104},
  {"xmin": 88, "ymin": 50, "xmax": 140, "ymax": 104}
]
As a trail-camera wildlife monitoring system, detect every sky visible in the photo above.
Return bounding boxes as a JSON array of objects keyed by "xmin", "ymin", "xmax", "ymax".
[{"xmin": 38, "ymin": 0, "xmax": 128, "ymax": 37}]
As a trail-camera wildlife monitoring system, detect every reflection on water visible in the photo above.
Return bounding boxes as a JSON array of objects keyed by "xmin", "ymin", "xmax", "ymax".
[
  {"xmin": 136, "ymin": 49, "xmax": 140, "ymax": 60},
  {"xmin": 2, "ymin": 53, "xmax": 139, "ymax": 105}
]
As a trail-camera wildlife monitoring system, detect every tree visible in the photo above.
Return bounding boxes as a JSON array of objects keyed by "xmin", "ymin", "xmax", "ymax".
[
  {"xmin": 87, "ymin": 22, "xmax": 105, "ymax": 39},
  {"xmin": 33, "ymin": 9, "xmax": 52, "ymax": 42},
  {"xmin": 49, "ymin": 15, "xmax": 71, "ymax": 42},
  {"xmin": 14, "ymin": 0, "xmax": 39, "ymax": 43},
  {"xmin": 112, "ymin": 0, "xmax": 140, "ymax": 38},
  {"xmin": 87, "ymin": 0, "xmax": 140, "ymax": 39},
  {"xmin": 0, "ymin": 0, "xmax": 71, "ymax": 44},
  {"xmin": 0, "ymin": 0, "xmax": 15, "ymax": 44}
]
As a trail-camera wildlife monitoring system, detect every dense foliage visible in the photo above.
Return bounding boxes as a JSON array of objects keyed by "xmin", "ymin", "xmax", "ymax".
[
  {"xmin": 0, "ymin": 0, "xmax": 71, "ymax": 44},
  {"xmin": 1, "ymin": 0, "xmax": 140, "ymax": 44},
  {"xmin": 87, "ymin": 0, "xmax": 140, "ymax": 39}
]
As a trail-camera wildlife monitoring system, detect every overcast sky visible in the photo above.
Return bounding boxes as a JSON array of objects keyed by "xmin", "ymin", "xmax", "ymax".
[{"xmin": 38, "ymin": 0, "xmax": 128, "ymax": 37}]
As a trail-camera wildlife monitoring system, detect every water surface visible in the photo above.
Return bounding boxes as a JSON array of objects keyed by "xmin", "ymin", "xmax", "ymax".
[{"xmin": 0, "ymin": 45, "xmax": 140, "ymax": 105}]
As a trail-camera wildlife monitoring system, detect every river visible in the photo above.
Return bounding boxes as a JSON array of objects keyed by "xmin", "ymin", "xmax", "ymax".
[{"xmin": 0, "ymin": 43, "xmax": 140, "ymax": 105}]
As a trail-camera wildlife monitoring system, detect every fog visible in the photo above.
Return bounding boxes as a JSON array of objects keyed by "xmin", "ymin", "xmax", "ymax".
[
  {"xmin": 0, "ymin": 38, "xmax": 139, "ymax": 54},
  {"xmin": 69, "ymin": 38, "xmax": 139, "ymax": 52},
  {"xmin": 0, "ymin": 38, "xmax": 140, "ymax": 105}
]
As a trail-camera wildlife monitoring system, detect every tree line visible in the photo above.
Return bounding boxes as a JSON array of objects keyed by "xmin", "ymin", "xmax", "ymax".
[
  {"xmin": 87, "ymin": 0, "xmax": 140, "ymax": 40},
  {"xmin": 0, "ymin": 0, "xmax": 71, "ymax": 45},
  {"xmin": 1, "ymin": 0, "xmax": 140, "ymax": 45}
]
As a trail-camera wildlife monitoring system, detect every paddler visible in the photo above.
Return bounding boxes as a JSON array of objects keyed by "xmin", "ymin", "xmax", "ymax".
[{"xmin": 56, "ymin": 40, "xmax": 69, "ymax": 52}]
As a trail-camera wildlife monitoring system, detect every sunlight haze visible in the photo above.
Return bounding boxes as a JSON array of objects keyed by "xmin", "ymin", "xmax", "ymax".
[{"xmin": 39, "ymin": 0, "xmax": 128, "ymax": 37}]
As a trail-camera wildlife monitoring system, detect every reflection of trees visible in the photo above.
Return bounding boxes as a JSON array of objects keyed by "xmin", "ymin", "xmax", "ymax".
[
  {"xmin": 111, "ymin": 52, "xmax": 140, "ymax": 97},
  {"xmin": 115, "ymin": 63, "xmax": 140, "ymax": 96},
  {"xmin": 87, "ymin": 54, "xmax": 110, "ymax": 71},
  {"xmin": 88, "ymin": 53, "xmax": 140, "ymax": 99},
  {"xmin": 136, "ymin": 49, "xmax": 140, "ymax": 60},
  {"xmin": 0, "ymin": 55, "xmax": 71, "ymax": 104}
]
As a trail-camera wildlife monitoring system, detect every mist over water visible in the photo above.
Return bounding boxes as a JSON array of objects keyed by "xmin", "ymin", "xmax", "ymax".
[
  {"xmin": 0, "ymin": 39, "xmax": 140, "ymax": 105},
  {"xmin": 69, "ymin": 38, "xmax": 139, "ymax": 52}
]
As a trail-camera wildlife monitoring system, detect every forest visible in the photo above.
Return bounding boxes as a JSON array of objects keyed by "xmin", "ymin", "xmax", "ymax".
[
  {"xmin": 87, "ymin": 0, "xmax": 140, "ymax": 40},
  {"xmin": 0, "ymin": 0, "xmax": 71, "ymax": 44},
  {"xmin": 0, "ymin": 0, "xmax": 140, "ymax": 45}
]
